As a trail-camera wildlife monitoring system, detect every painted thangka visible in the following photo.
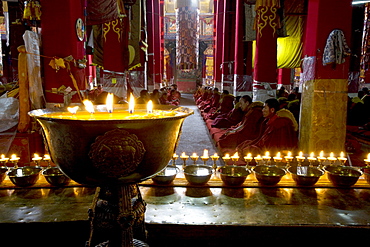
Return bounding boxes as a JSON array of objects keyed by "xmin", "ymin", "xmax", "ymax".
[{"xmin": 176, "ymin": 6, "xmax": 199, "ymax": 70}]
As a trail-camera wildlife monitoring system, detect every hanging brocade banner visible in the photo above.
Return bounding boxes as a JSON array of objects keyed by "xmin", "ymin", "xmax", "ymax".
[
  {"xmin": 360, "ymin": 3, "xmax": 370, "ymax": 81},
  {"xmin": 176, "ymin": 5, "xmax": 199, "ymax": 70}
]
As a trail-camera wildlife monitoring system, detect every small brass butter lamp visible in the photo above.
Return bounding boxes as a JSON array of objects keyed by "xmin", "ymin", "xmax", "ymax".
[
  {"xmin": 307, "ymin": 152, "xmax": 317, "ymax": 167},
  {"xmin": 254, "ymin": 154, "xmax": 263, "ymax": 165},
  {"xmin": 262, "ymin": 151, "xmax": 271, "ymax": 165},
  {"xmin": 172, "ymin": 153, "xmax": 179, "ymax": 166},
  {"xmin": 43, "ymin": 154, "xmax": 52, "ymax": 168},
  {"xmin": 295, "ymin": 151, "xmax": 305, "ymax": 166},
  {"xmin": 180, "ymin": 152, "xmax": 189, "ymax": 170},
  {"xmin": 364, "ymin": 153, "xmax": 370, "ymax": 167},
  {"xmin": 327, "ymin": 152, "xmax": 337, "ymax": 166},
  {"xmin": 244, "ymin": 153, "xmax": 253, "ymax": 169},
  {"xmin": 317, "ymin": 151, "xmax": 327, "ymax": 168},
  {"xmin": 0, "ymin": 154, "xmax": 9, "ymax": 168},
  {"xmin": 9, "ymin": 154, "xmax": 20, "ymax": 169},
  {"xmin": 32, "ymin": 153, "xmax": 43, "ymax": 169},
  {"xmin": 190, "ymin": 152, "xmax": 199, "ymax": 165},
  {"xmin": 273, "ymin": 152, "xmax": 283, "ymax": 166},
  {"xmin": 222, "ymin": 153, "xmax": 231, "ymax": 165},
  {"xmin": 337, "ymin": 151, "xmax": 347, "ymax": 166},
  {"xmin": 200, "ymin": 149, "xmax": 209, "ymax": 165},
  {"xmin": 284, "ymin": 151, "xmax": 294, "ymax": 167},
  {"xmin": 231, "ymin": 152, "xmax": 239, "ymax": 165},
  {"xmin": 210, "ymin": 153, "xmax": 219, "ymax": 172}
]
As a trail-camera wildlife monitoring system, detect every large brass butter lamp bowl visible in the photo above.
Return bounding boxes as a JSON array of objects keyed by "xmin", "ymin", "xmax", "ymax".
[{"xmin": 29, "ymin": 104, "xmax": 193, "ymax": 247}]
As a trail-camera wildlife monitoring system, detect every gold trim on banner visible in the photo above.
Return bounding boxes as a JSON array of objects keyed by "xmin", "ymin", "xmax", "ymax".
[
  {"xmin": 103, "ymin": 19, "xmax": 122, "ymax": 43},
  {"xmin": 112, "ymin": 19, "xmax": 121, "ymax": 42},
  {"xmin": 256, "ymin": 6, "xmax": 278, "ymax": 38},
  {"xmin": 103, "ymin": 22, "xmax": 111, "ymax": 42}
]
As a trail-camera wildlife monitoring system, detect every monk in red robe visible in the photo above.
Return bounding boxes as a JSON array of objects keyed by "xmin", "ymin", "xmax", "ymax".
[
  {"xmin": 236, "ymin": 98, "xmax": 298, "ymax": 156},
  {"xmin": 216, "ymin": 99, "xmax": 264, "ymax": 153},
  {"xmin": 205, "ymin": 90, "xmax": 234, "ymax": 120}
]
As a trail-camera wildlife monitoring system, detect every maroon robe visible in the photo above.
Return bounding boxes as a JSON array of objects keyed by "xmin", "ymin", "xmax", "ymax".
[
  {"xmin": 217, "ymin": 104, "xmax": 264, "ymax": 151},
  {"xmin": 236, "ymin": 114, "xmax": 298, "ymax": 156}
]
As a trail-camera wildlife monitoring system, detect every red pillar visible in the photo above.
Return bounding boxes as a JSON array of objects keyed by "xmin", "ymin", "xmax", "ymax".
[
  {"xmin": 299, "ymin": 0, "xmax": 352, "ymax": 154},
  {"xmin": 41, "ymin": 0, "xmax": 86, "ymax": 103},
  {"xmin": 146, "ymin": 0, "xmax": 154, "ymax": 89},
  {"xmin": 278, "ymin": 68, "xmax": 292, "ymax": 89},
  {"xmin": 221, "ymin": 1, "xmax": 236, "ymax": 93},
  {"xmin": 252, "ymin": 0, "xmax": 280, "ymax": 102},
  {"xmin": 152, "ymin": 0, "xmax": 162, "ymax": 88},
  {"xmin": 213, "ymin": 0, "xmax": 224, "ymax": 89},
  {"xmin": 234, "ymin": 0, "xmax": 247, "ymax": 95}
]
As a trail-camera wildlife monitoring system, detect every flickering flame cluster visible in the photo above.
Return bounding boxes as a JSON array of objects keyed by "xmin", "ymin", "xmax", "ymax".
[
  {"xmin": 68, "ymin": 93, "xmax": 154, "ymax": 115},
  {"xmin": 172, "ymin": 150, "xmax": 361, "ymax": 165},
  {"xmin": 0, "ymin": 153, "xmax": 51, "ymax": 166}
]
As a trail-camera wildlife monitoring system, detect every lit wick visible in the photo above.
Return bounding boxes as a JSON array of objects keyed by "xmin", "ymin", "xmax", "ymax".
[
  {"xmin": 147, "ymin": 100, "xmax": 153, "ymax": 114},
  {"xmin": 67, "ymin": 106, "xmax": 79, "ymax": 114},
  {"xmin": 83, "ymin": 99, "xmax": 95, "ymax": 114},
  {"xmin": 106, "ymin": 93, "xmax": 114, "ymax": 113},
  {"xmin": 129, "ymin": 93, "xmax": 135, "ymax": 114}
]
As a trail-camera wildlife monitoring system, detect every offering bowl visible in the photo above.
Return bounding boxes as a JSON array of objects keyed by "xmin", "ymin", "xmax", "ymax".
[
  {"xmin": 184, "ymin": 165, "xmax": 213, "ymax": 185},
  {"xmin": 7, "ymin": 166, "xmax": 41, "ymax": 187},
  {"xmin": 288, "ymin": 166, "xmax": 324, "ymax": 186},
  {"xmin": 0, "ymin": 167, "xmax": 8, "ymax": 184},
  {"xmin": 42, "ymin": 167, "xmax": 71, "ymax": 186},
  {"xmin": 324, "ymin": 166, "xmax": 362, "ymax": 187},
  {"xmin": 151, "ymin": 166, "xmax": 179, "ymax": 185},
  {"xmin": 218, "ymin": 165, "xmax": 250, "ymax": 186},
  {"xmin": 253, "ymin": 165, "xmax": 286, "ymax": 185}
]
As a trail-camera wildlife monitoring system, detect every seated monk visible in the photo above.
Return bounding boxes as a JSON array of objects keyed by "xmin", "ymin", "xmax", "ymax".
[
  {"xmin": 205, "ymin": 90, "xmax": 234, "ymax": 120},
  {"xmin": 217, "ymin": 100, "xmax": 264, "ymax": 152},
  {"xmin": 202, "ymin": 88, "xmax": 221, "ymax": 113},
  {"xmin": 211, "ymin": 95, "xmax": 250, "ymax": 129},
  {"xmin": 236, "ymin": 98, "xmax": 298, "ymax": 156}
]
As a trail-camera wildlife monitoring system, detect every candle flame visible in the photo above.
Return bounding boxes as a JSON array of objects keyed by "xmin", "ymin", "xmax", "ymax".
[
  {"xmin": 265, "ymin": 151, "xmax": 270, "ymax": 157},
  {"xmin": 147, "ymin": 100, "xmax": 153, "ymax": 114},
  {"xmin": 310, "ymin": 152, "xmax": 315, "ymax": 158},
  {"xmin": 212, "ymin": 153, "xmax": 219, "ymax": 158},
  {"xmin": 43, "ymin": 154, "xmax": 51, "ymax": 160},
  {"xmin": 320, "ymin": 150, "xmax": 324, "ymax": 157},
  {"xmin": 287, "ymin": 151, "xmax": 292, "ymax": 157},
  {"xmin": 10, "ymin": 154, "xmax": 19, "ymax": 161},
  {"xmin": 1, "ymin": 154, "xmax": 5, "ymax": 159},
  {"xmin": 299, "ymin": 151, "xmax": 303, "ymax": 157},
  {"xmin": 340, "ymin": 151, "xmax": 345, "ymax": 158},
  {"xmin": 202, "ymin": 149, "xmax": 209, "ymax": 158},
  {"xmin": 329, "ymin": 152, "xmax": 335, "ymax": 158},
  {"xmin": 231, "ymin": 152, "xmax": 239, "ymax": 158},
  {"xmin": 129, "ymin": 93, "xmax": 135, "ymax": 113},
  {"xmin": 173, "ymin": 153, "xmax": 178, "ymax": 158},
  {"xmin": 275, "ymin": 152, "xmax": 281, "ymax": 158},
  {"xmin": 83, "ymin": 100, "xmax": 95, "ymax": 113},
  {"xmin": 67, "ymin": 106, "xmax": 79, "ymax": 114},
  {"xmin": 106, "ymin": 93, "xmax": 114, "ymax": 113}
]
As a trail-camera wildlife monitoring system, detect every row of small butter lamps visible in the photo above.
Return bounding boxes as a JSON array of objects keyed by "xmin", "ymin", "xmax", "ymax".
[
  {"xmin": 173, "ymin": 150, "xmax": 370, "ymax": 168},
  {"xmin": 0, "ymin": 153, "xmax": 51, "ymax": 169}
]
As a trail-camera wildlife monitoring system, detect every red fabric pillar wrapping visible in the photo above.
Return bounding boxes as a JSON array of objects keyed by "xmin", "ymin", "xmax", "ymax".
[
  {"xmin": 213, "ymin": 0, "xmax": 225, "ymax": 88},
  {"xmin": 253, "ymin": 0, "xmax": 280, "ymax": 102},
  {"xmin": 234, "ymin": 0, "xmax": 247, "ymax": 94},
  {"xmin": 41, "ymin": 0, "xmax": 86, "ymax": 103},
  {"xmin": 303, "ymin": 0, "xmax": 352, "ymax": 79},
  {"xmin": 146, "ymin": 0, "xmax": 154, "ymax": 87},
  {"xmin": 221, "ymin": 1, "xmax": 236, "ymax": 90},
  {"xmin": 152, "ymin": 0, "xmax": 162, "ymax": 87}
]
